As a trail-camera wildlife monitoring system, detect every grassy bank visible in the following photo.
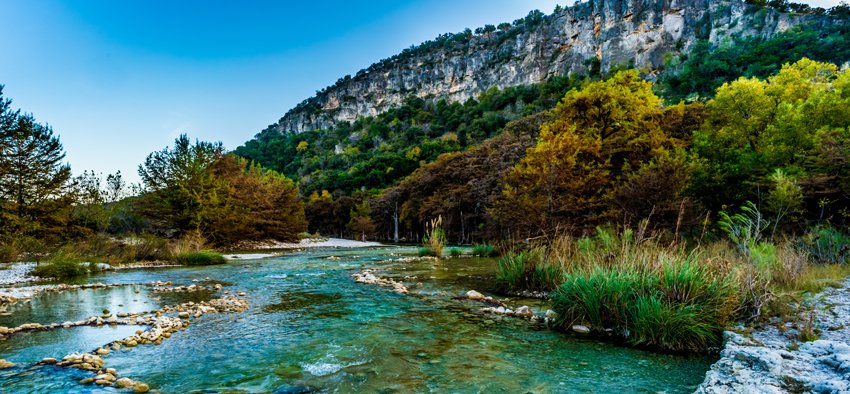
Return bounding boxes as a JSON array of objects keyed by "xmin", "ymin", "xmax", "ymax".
[
  {"xmin": 27, "ymin": 232, "xmax": 227, "ymax": 279},
  {"xmin": 495, "ymin": 225, "xmax": 850, "ymax": 353}
]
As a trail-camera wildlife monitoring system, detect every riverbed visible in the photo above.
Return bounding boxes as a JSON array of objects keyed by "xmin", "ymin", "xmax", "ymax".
[{"xmin": 0, "ymin": 246, "xmax": 713, "ymax": 392}]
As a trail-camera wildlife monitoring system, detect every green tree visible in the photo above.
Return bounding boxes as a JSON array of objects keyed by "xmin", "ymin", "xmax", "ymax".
[
  {"xmin": 691, "ymin": 58, "xmax": 850, "ymax": 216},
  {"xmin": 138, "ymin": 134, "xmax": 224, "ymax": 235},
  {"xmin": 0, "ymin": 89, "xmax": 73, "ymax": 237}
]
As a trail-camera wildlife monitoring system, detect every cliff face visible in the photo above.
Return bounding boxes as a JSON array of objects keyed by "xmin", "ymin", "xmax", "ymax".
[{"xmin": 274, "ymin": 0, "xmax": 829, "ymax": 134}]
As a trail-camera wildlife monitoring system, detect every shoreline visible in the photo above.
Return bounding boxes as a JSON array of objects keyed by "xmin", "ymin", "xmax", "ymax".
[
  {"xmin": 235, "ymin": 237, "xmax": 385, "ymax": 250},
  {"xmin": 697, "ymin": 277, "xmax": 850, "ymax": 393}
]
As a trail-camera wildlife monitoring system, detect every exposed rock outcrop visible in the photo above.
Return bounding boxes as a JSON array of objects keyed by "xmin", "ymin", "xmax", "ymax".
[
  {"xmin": 697, "ymin": 277, "xmax": 850, "ymax": 393},
  {"xmin": 272, "ymin": 0, "xmax": 832, "ymax": 134}
]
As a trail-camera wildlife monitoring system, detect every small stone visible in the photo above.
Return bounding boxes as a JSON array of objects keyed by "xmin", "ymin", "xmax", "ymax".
[
  {"xmin": 115, "ymin": 378, "xmax": 135, "ymax": 388},
  {"xmin": 80, "ymin": 378, "xmax": 94, "ymax": 384},
  {"xmin": 96, "ymin": 348, "xmax": 110, "ymax": 355},
  {"xmin": 40, "ymin": 357, "xmax": 57, "ymax": 364},
  {"xmin": 134, "ymin": 382, "xmax": 151, "ymax": 392},
  {"xmin": 465, "ymin": 290, "xmax": 485, "ymax": 300},
  {"xmin": 0, "ymin": 359, "xmax": 15, "ymax": 369},
  {"xmin": 572, "ymin": 325, "xmax": 591, "ymax": 334},
  {"xmin": 102, "ymin": 309, "xmax": 110, "ymax": 315},
  {"xmin": 95, "ymin": 379, "xmax": 111, "ymax": 386},
  {"xmin": 178, "ymin": 311, "xmax": 190, "ymax": 319}
]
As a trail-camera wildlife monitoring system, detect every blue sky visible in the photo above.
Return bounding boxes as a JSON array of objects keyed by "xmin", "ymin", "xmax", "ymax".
[{"xmin": 0, "ymin": 0, "xmax": 842, "ymax": 183}]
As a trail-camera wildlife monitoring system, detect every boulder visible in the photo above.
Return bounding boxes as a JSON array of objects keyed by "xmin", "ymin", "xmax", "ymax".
[
  {"xmin": 465, "ymin": 290, "xmax": 485, "ymax": 300},
  {"xmin": 0, "ymin": 359, "xmax": 15, "ymax": 369}
]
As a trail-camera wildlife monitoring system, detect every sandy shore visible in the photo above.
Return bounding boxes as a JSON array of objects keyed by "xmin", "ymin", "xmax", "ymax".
[{"xmin": 245, "ymin": 238, "xmax": 384, "ymax": 250}]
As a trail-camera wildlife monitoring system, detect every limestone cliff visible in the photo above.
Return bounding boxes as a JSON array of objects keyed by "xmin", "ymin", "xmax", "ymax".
[{"xmin": 273, "ymin": 0, "xmax": 832, "ymax": 134}]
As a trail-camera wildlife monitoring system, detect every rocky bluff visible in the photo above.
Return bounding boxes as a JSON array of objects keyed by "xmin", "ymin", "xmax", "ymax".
[{"xmin": 274, "ymin": 0, "xmax": 830, "ymax": 134}]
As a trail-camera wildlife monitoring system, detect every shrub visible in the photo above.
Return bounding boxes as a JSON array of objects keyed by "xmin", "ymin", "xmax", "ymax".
[
  {"xmin": 173, "ymin": 251, "xmax": 226, "ymax": 266},
  {"xmin": 448, "ymin": 247, "xmax": 463, "ymax": 257},
  {"xmin": 800, "ymin": 226, "xmax": 850, "ymax": 264},
  {"xmin": 471, "ymin": 244, "xmax": 498, "ymax": 257},
  {"xmin": 33, "ymin": 250, "xmax": 93, "ymax": 279}
]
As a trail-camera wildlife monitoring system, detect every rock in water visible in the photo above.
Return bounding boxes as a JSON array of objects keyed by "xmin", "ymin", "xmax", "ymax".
[
  {"xmin": 465, "ymin": 290, "xmax": 484, "ymax": 300},
  {"xmin": 0, "ymin": 359, "xmax": 15, "ymax": 369},
  {"xmin": 571, "ymin": 325, "xmax": 591, "ymax": 334}
]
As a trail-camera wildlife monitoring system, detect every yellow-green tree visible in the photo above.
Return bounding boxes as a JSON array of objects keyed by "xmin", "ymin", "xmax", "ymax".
[
  {"xmin": 692, "ymin": 58, "xmax": 850, "ymax": 215},
  {"xmin": 492, "ymin": 71, "xmax": 687, "ymax": 236}
]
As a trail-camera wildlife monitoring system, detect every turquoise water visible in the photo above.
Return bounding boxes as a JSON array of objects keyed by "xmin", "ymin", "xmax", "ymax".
[{"xmin": 0, "ymin": 247, "xmax": 713, "ymax": 393}]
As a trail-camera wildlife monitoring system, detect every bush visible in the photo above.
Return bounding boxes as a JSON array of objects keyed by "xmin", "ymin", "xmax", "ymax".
[
  {"xmin": 471, "ymin": 244, "xmax": 498, "ymax": 257},
  {"xmin": 800, "ymin": 226, "xmax": 850, "ymax": 264},
  {"xmin": 33, "ymin": 260, "xmax": 90, "ymax": 279},
  {"xmin": 448, "ymin": 247, "xmax": 463, "ymax": 257},
  {"xmin": 173, "ymin": 251, "xmax": 226, "ymax": 266}
]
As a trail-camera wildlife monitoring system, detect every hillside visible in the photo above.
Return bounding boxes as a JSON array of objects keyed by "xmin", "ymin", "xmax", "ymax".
[
  {"xmin": 236, "ymin": 0, "xmax": 848, "ymax": 199},
  {"xmin": 269, "ymin": 0, "xmax": 830, "ymax": 134}
]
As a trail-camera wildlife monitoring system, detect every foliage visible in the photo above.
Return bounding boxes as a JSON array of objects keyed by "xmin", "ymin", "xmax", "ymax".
[
  {"xmin": 800, "ymin": 226, "xmax": 850, "ymax": 264},
  {"xmin": 138, "ymin": 136, "xmax": 306, "ymax": 245},
  {"xmin": 33, "ymin": 260, "xmax": 90, "ymax": 279},
  {"xmin": 371, "ymin": 112, "xmax": 545, "ymax": 243},
  {"xmin": 548, "ymin": 242, "xmax": 738, "ymax": 353},
  {"xmin": 471, "ymin": 244, "xmax": 498, "ymax": 257},
  {"xmin": 173, "ymin": 251, "xmax": 226, "ymax": 266},
  {"xmin": 347, "ymin": 199, "xmax": 376, "ymax": 241},
  {"xmin": 235, "ymin": 76, "xmax": 580, "ymax": 198},
  {"xmin": 495, "ymin": 247, "xmax": 562, "ymax": 292},
  {"xmin": 493, "ymin": 71, "xmax": 689, "ymax": 236},
  {"xmin": 661, "ymin": 23, "xmax": 850, "ymax": 102},
  {"xmin": 448, "ymin": 247, "xmax": 463, "ymax": 257},
  {"xmin": 691, "ymin": 58, "xmax": 850, "ymax": 219},
  {"xmin": 422, "ymin": 216, "xmax": 446, "ymax": 258},
  {"xmin": 718, "ymin": 202, "xmax": 769, "ymax": 260},
  {"xmin": 0, "ymin": 86, "xmax": 74, "ymax": 239}
]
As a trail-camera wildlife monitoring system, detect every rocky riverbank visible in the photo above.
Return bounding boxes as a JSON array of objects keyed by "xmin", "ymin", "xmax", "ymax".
[
  {"xmin": 697, "ymin": 277, "xmax": 850, "ymax": 393},
  {"xmin": 1, "ymin": 281, "xmax": 250, "ymax": 392}
]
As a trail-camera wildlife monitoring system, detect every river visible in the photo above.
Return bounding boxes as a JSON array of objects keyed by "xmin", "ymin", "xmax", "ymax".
[{"xmin": 0, "ymin": 246, "xmax": 712, "ymax": 393}]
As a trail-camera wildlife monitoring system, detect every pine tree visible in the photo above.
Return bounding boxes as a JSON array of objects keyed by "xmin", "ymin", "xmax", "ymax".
[{"xmin": 0, "ymin": 86, "xmax": 73, "ymax": 235}]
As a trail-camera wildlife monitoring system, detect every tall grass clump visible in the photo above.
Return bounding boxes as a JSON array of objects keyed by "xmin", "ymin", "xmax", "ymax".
[
  {"xmin": 496, "ymin": 247, "xmax": 564, "ymax": 292},
  {"xmin": 173, "ymin": 251, "xmax": 226, "ymax": 266},
  {"xmin": 422, "ymin": 216, "xmax": 446, "ymax": 258},
  {"xmin": 32, "ymin": 249, "xmax": 93, "ymax": 279},
  {"xmin": 448, "ymin": 247, "xmax": 463, "ymax": 257},
  {"xmin": 471, "ymin": 244, "xmax": 498, "ymax": 257},
  {"xmin": 551, "ymin": 252, "xmax": 738, "ymax": 352}
]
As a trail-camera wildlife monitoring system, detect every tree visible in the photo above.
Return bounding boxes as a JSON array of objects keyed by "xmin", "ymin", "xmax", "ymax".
[
  {"xmin": 347, "ymin": 199, "xmax": 375, "ymax": 241},
  {"xmin": 691, "ymin": 58, "xmax": 850, "ymax": 218},
  {"xmin": 0, "ymin": 89, "xmax": 73, "ymax": 237},
  {"xmin": 138, "ymin": 134, "xmax": 224, "ymax": 235},
  {"xmin": 205, "ymin": 154, "xmax": 306, "ymax": 244},
  {"xmin": 492, "ymin": 71, "xmax": 685, "ymax": 236}
]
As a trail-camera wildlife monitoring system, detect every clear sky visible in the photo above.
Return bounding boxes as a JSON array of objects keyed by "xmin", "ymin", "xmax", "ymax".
[{"xmin": 0, "ymin": 0, "xmax": 843, "ymax": 183}]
